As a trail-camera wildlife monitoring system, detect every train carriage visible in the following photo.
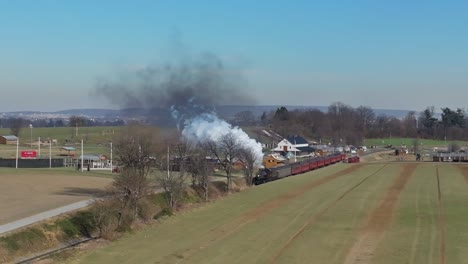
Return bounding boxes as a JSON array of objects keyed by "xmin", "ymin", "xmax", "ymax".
[{"xmin": 253, "ymin": 153, "xmax": 350, "ymax": 185}]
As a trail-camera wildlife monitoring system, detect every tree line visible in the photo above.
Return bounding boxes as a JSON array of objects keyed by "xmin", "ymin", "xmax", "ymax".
[{"xmin": 234, "ymin": 102, "xmax": 468, "ymax": 145}]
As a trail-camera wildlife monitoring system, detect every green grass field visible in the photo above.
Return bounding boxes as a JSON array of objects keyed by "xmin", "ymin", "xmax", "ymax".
[
  {"xmin": 364, "ymin": 137, "xmax": 468, "ymax": 148},
  {"xmin": 0, "ymin": 126, "xmax": 120, "ymax": 158},
  {"xmin": 0, "ymin": 126, "xmax": 120, "ymax": 145},
  {"xmin": 67, "ymin": 162, "xmax": 468, "ymax": 264}
]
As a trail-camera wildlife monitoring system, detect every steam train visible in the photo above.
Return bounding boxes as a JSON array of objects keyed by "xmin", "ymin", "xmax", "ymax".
[{"xmin": 253, "ymin": 153, "xmax": 347, "ymax": 185}]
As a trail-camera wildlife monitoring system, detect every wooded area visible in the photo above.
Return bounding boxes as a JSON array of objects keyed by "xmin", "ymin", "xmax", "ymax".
[{"xmin": 234, "ymin": 103, "xmax": 468, "ymax": 145}]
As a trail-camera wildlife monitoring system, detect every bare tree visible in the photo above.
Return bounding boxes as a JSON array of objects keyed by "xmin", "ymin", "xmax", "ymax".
[
  {"xmin": 111, "ymin": 169, "xmax": 150, "ymax": 220},
  {"xmin": 412, "ymin": 138, "xmax": 421, "ymax": 155},
  {"xmin": 238, "ymin": 147, "xmax": 258, "ymax": 186},
  {"xmin": 111, "ymin": 124, "xmax": 160, "ymax": 221},
  {"xmin": 156, "ymin": 139, "xmax": 192, "ymax": 209},
  {"xmin": 69, "ymin": 115, "xmax": 87, "ymax": 138},
  {"xmin": 355, "ymin": 106, "xmax": 375, "ymax": 137},
  {"xmin": 188, "ymin": 148, "xmax": 211, "ymax": 201},
  {"xmin": 9, "ymin": 118, "xmax": 24, "ymax": 137},
  {"xmin": 402, "ymin": 111, "xmax": 418, "ymax": 138},
  {"xmin": 205, "ymin": 132, "xmax": 240, "ymax": 193},
  {"xmin": 92, "ymin": 199, "xmax": 119, "ymax": 239}
]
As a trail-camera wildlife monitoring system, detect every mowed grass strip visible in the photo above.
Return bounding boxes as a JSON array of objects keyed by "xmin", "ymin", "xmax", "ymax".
[
  {"xmin": 371, "ymin": 163, "xmax": 439, "ymax": 264},
  {"xmin": 442, "ymin": 165, "xmax": 468, "ymax": 264},
  {"xmin": 69, "ymin": 163, "xmax": 368, "ymax": 264},
  {"xmin": 343, "ymin": 163, "xmax": 418, "ymax": 264},
  {"xmin": 188, "ymin": 164, "xmax": 387, "ymax": 264},
  {"xmin": 273, "ymin": 164, "xmax": 401, "ymax": 264}
]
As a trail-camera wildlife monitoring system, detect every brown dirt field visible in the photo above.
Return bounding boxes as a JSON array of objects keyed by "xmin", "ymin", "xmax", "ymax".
[
  {"xmin": 158, "ymin": 164, "xmax": 365, "ymax": 263},
  {"xmin": 360, "ymin": 150, "xmax": 396, "ymax": 162},
  {"xmin": 343, "ymin": 163, "xmax": 417, "ymax": 264},
  {"xmin": 0, "ymin": 172, "xmax": 112, "ymax": 225}
]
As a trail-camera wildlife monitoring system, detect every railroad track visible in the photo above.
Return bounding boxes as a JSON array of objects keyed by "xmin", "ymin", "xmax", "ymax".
[{"xmin": 15, "ymin": 237, "xmax": 96, "ymax": 264}]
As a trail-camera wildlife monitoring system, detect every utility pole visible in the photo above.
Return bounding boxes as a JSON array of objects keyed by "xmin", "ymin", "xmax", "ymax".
[
  {"xmin": 110, "ymin": 141, "xmax": 113, "ymax": 172},
  {"xmin": 15, "ymin": 138, "xmax": 19, "ymax": 169},
  {"xmin": 167, "ymin": 145, "xmax": 170, "ymax": 179},
  {"xmin": 49, "ymin": 140, "xmax": 52, "ymax": 168},
  {"xmin": 294, "ymin": 140, "xmax": 297, "ymax": 162},
  {"xmin": 29, "ymin": 124, "xmax": 33, "ymax": 148},
  {"xmin": 81, "ymin": 139, "xmax": 84, "ymax": 172}
]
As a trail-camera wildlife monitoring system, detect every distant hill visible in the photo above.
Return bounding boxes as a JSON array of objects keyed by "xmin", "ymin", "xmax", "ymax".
[
  {"xmin": 55, "ymin": 109, "xmax": 122, "ymax": 117},
  {"xmin": 1, "ymin": 105, "xmax": 414, "ymax": 120}
]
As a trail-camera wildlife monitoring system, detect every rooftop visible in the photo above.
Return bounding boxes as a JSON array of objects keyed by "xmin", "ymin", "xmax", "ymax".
[{"xmin": 1, "ymin": 135, "xmax": 18, "ymax": 141}]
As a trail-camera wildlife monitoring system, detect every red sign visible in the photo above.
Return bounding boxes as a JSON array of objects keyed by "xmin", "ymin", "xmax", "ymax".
[{"xmin": 21, "ymin": 150, "xmax": 37, "ymax": 159}]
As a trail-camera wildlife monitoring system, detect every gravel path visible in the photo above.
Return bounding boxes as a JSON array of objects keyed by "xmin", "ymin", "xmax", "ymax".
[{"xmin": 0, "ymin": 199, "xmax": 93, "ymax": 235}]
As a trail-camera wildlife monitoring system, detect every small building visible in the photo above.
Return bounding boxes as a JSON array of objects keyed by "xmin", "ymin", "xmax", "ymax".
[
  {"xmin": 271, "ymin": 139, "xmax": 301, "ymax": 153},
  {"xmin": 78, "ymin": 154, "xmax": 111, "ymax": 170},
  {"xmin": 0, "ymin": 135, "xmax": 18, "ymax": 145},
  {"xmin": 60, "ymin": 147, "xmax": 76, "ymax": 157},
  {"xmin": 263, "ymin": 153, "xmax": 286, "ymax": 169},
  {"xmin": 271, "ymin": 136, "xmax": 316, "ymax": 157}
]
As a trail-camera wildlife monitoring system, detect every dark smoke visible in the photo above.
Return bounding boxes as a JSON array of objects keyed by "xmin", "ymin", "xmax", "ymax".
[{"xmin": 95, "ymin": 53, "xmax": 254, "ymax": 125}]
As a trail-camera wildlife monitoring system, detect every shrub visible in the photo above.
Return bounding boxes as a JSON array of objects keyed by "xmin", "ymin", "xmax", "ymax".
[
  {"xmin": 56, "ymin": 219, "xmax": 80, "ymax": 238},
  {"xmin": 154, "ymin": 207, "xmax": 173, "ymax": 220},
  {"xmin": 91, "ymin": 199, "xmax": 119, "ymax": 240},
  {"xmin": 0, "ymin": 228, "xmax": 46, "ymax": 253},
  {"xmin": 138, "ymin": 199, "xmax": 160, "ymax": 222},
  {"xmin": 116, "ymin": 210, "xmax": 134, "ymax": 233},
  {"xmin": 70, "ymin": 211, "xmax": 96, "ymax": 237}
]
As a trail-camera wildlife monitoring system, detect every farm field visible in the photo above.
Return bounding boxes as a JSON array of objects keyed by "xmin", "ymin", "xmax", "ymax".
[
  {"xmin": 0, "ymin": 126, "xmax": 119, "ymax": 159},
  {"xmin": 0, "ymin": 126, "xmax": 121, "ymax": 145},
  {"xmin": 364, "ymin": 137, "xmax": 468, "ymax": 148},
  {"xmin": 69, "ymin": 162, "xmax": 468, "ymax": 264},
  {"xmin": 0, "ymin": 168, "xmax": 112, "ymax": 225}
]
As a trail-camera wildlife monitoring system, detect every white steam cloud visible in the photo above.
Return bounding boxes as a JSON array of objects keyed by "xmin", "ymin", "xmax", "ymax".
[{"xmin": 181, "ymin": 112, "xmax": 263, "ymax": 166}]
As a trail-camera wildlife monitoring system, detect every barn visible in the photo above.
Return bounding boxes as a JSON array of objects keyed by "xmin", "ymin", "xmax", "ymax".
[{"xmin": 0, "ymin": 135, "xmax": 18, "ymax": 145}]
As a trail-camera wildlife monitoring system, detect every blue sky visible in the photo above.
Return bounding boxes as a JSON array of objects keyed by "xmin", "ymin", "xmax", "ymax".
[{"xmin": 1, "ymin": 1, "xmax": 468, "ymax": 112}]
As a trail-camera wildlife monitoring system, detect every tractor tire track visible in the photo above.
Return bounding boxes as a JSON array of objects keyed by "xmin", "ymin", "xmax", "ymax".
[
  {"xmin": 343, "ymin": 163, "xmax": 417, "ymax": 264},
  {"xmin": 409, "ymin": 172, "xmax": 422, "ymax": 264},
  {"xmin": 458, "ymin": 165, "xmax": 468, "ymax": 185},
  {"xmin": 269, "ymin": 164, "xmax": 389, "ymax": 264},
  {"xmin": 436, "ymin": 166, "xmax": 446, "ymax": 264},
  {"xmin": 161, "ymin": 164, "xmax": 364, "ymax": 263}
]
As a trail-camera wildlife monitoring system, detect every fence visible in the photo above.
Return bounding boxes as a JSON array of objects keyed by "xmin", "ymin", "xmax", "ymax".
[
  {"xmin": 0, "ymin": 158, "xmax": 64, "ymax": 168},
  {"xmin": 432, "ymin": 152, "xmax": 468, "ymax": 162}
]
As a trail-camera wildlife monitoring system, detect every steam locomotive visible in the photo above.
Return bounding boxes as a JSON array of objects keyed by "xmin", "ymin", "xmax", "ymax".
[{"xmin": 253, "ymin": 153, "xmax": 347, "ymax": 185}]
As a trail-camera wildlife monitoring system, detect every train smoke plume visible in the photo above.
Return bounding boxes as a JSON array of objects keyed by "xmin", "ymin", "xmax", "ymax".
[
  {"xmin": 182, "ymin": 112, "xmax": 263, "ymax": 166},
  {"xmin": 95, "ymin": 53, "xmax": 263, "ymax": 164},
  {"xmin": 95, "ymin": 53, "xmax": 251, "ymax": 119}
]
